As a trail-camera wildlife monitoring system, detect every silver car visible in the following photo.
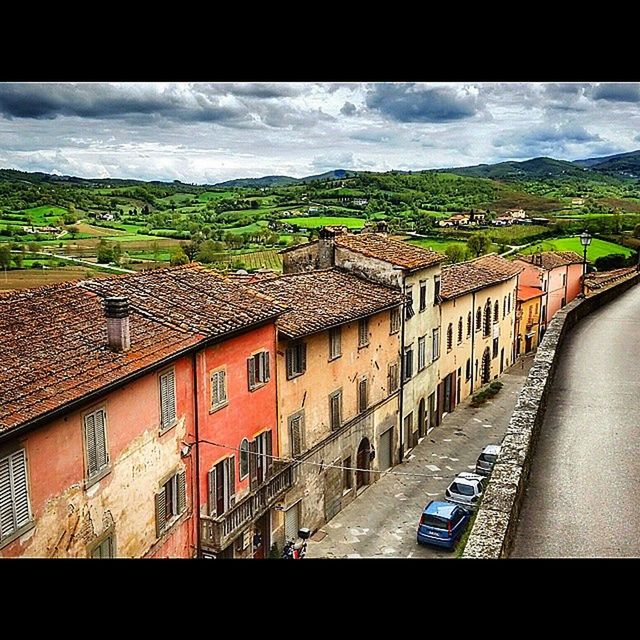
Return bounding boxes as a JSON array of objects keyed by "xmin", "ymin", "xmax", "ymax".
[
  {"xmin": 475, "ymin": 444, "xmax": 501, "ymax": 476},
  {"xmin": 444, "ymin": 472, "xmax": 485, "ymax": 510}
]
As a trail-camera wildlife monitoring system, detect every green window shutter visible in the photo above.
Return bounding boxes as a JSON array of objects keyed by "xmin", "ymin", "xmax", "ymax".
[
  {"xmin": 0, "ymin": 454, "xmax": 14, "ymax": 539},
  {"xmin": 155, "ymin": 490, "xmax": 166, "ymax": 538},
  {"xmin": 264, "ymin": 351, "xmax": 270, "ymax": 382},
  {"xmin": 265, "ymin": 430, "xmax": 273, "ymax": 477},
  {"xmin": 247, "ymin": 356, "xmax": 256, "ymax": 390},
  {"xmin": 227, "ymin": 456, "xmax": 236, "ymax": 506},
  {"xmin": 177, "ymin": 470, "xmax": 186, "ymax": 514},
  {"xmin": 10, "ymin": 450, "xmax": 30, "ymax": 529},
  {"xmin": 84, "ymin": 413, "xmax": 97, "ymax": 477},
  {"xmin": 208, "ymin": 469, "xmax": 217, "ymax": 516},
  {"xmin": 94, "ymin": 409, "xmax": 108, "ymax": 471}
]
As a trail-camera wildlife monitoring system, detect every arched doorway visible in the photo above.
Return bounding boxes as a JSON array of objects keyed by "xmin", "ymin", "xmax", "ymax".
[
  {"xmin": 481, "ymin": 347, "xmax": 491, "ymax": 384},
  {"xmin": 356, "ymin": 438, "xmax": 371, "ymax": 489},
  {"xmin": 418, "ymin": 398, "xmax": 426, "ymax": 437}
]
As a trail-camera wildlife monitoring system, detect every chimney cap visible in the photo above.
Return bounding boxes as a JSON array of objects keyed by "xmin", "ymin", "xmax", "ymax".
[{"xmin": 104, "ymin": 296, "xmax": 130, "ymax": 319}]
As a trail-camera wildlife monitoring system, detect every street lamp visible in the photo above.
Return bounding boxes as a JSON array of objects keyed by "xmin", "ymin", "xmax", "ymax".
[{"xmin": 579, "ymin": 230, "xmax": 592, "ymax": 297}]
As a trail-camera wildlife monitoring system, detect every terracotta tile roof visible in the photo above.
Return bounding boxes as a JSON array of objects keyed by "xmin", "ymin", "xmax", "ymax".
[
  {"xmin": 584, "ymin": 267, "xmax": 637, "ymax": 290},
  {"xmin": 335, "ymin": 233, "xmax": 445, "ymax": 271},
  {"xmin": 517, "ymin": 284, "xmax": 545, "ymax": 302},
  {"xmin": 250, "ymin": 268, "xmax": 403, "ymax": 339},
  {"xmin": 0, "ymin": 265, "xmax": 283, "ymax": 435},
  {"xmin": 440, "ymin": 254, "xmax": 522, "ymax": 300},
  {"xmin": 516, "ymin": 251, "xmax": 584, "ymax": 271}
]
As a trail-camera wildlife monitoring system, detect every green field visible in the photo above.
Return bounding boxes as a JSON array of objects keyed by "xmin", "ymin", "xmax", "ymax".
[
  {"xmin": 197, "ymin": 191, "xmax": 235, "ymax": 202},
  {"xmin": 21, "ymin": 205, "xmax": 68, "ymax": 221},
  {"xmin": 407, "ymin": 237, "xmax": 468, "ymax": 252},
  {"xmin": 520, "ymin": 237, "xmax": 634, "ymax": 261},
  {"xmin": 282, "ymin": 216, "xmax": 366, "ymax": 229},
  {"xmin": 225, "ymin": 221, "xmax": 270, "ymax": 234}
]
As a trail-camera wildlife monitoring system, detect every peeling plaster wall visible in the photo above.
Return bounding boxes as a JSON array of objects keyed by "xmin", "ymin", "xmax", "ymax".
[{"xmin": 282, "ymin": 244, "xmax": 320, "ymax": 274}]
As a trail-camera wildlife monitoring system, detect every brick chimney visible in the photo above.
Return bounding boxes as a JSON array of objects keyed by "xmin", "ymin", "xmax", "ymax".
[
  {"xmin": 317, "ymin": 227, "xmax": 337, "ymax": 269},
  {"xmin": 104, "ymin": 297, "xmax": 131, "ymax": 352}
]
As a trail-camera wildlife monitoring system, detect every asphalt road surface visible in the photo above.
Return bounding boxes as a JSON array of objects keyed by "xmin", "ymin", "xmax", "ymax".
[{"xmin": 512, "ymin": 283, "xmax": 640, "ymax": 557}]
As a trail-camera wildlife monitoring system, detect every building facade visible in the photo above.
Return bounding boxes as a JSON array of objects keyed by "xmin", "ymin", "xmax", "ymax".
[{"xmin": 515, "ymin": 284, "xmax": 545, "ymax": 356}]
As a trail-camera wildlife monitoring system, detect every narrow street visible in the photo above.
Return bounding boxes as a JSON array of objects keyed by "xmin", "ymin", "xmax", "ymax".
[{"xmin": 307, "ymin": 356, "xmax": 534, "ymax": 558}]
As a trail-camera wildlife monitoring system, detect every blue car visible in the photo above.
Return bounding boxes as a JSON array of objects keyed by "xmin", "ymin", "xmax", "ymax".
[{"xmin": 417, "ymin": 500, "xmax": 470, "ymax": 549}]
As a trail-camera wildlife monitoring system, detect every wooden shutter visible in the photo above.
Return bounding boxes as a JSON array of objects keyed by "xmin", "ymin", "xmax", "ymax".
[
  {"xmin": 177, "ymin": 470, "xmax": 187, "ymax": 514},
  {"xmin": 160, "ymin": 371, "xmax": 176, "ymax": 428},
  {"xmin": 155, "ymin": 489, "xmax": 166, "ymax": 538},
  {"xmin": 0, "ymin": 454, "xmax": 14, "ymax": 539},
  {"xmin": 289, "ymin": 416, "xmax": 301, "ymax": 457},
  {"xmin": 247, "ymin": 356, "xmax": 256, "ymax": 390},
  {"xmin": 265, "ymin": 430, "xmax": 273, "ymax": 477},
  {"xmin": 218, "ymin": 370, "xmax": 227, "ymax": 403},
  {"xmin": 10, "ymin": 450, "xmax": 30, "ymax": 529},
  {"xmin": 94, "ymin": 409, "xmax": 108, "ymax": 471},
  {"xmin": 84, "ymin": 412, "xmax": 97, "ymax": 477},
  {"xmin": 359, "ymin": 379, "xmax": 367, "ymax": 412},
  {"xmin": 286, "ymin": 348, "xmax": 293, "ymax": 379},
  {"xmin": 211, "ymin": 372, "xmax": 219, "ymax": 406},
  {"xmin": 300, "ymin": 343, "xmax": 307, "ymax": 373},
  {"xmin": 208, "ymin": 469, "xmax": 217, "ymax": 516},
  {"xmin": 249, "ymin": 439, "xmax": 258, "ymax": 491},
  {"xmin": 227, "ymin": 456, "xmax": 236, "ymax": 506},
  {"xmin": 264, "ymin": 351, "xmax": 270, "ymax": 382}
]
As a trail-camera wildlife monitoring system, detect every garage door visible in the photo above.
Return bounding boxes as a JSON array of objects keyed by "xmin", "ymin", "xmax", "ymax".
[
  {"xmin": 284, "ymin": 501, "xmax": 300, "ymax": 542},
  {"xmin": 379, "ymin": 428, "xmax": 393, "ymax": 472}
]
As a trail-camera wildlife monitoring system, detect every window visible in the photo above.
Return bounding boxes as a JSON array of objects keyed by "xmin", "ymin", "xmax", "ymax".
[
  {"xmin": 329, "ymin": 327, "xmax": 342, "ymax": 360},
  {"xmin": 403, "ymin": 346, "xmax": 414, "ymax": 380},
  {"xmin": 465, "ymin": 358, "xmax": 471, "ymax": 381},
  {"xmin": 288, "ymin": 412, "xmax": 305, "ymax": 457},
  {"xmin": 494, "ymin": 300, "xmax": 499, "ymax": 323},
  {"xmin": 446, "ymin": 323, "xmax": 453, "ymax": 351},
  {"xmin": 404, "ymin": 413, "xmax": 413, "ymax": 442},
  {"xmin": 508, "ymin": 293, "xmax": 512, "ymax": 313},
  {"xmin": 248, "ymin": 351, "xmax": 270, "ymax": 390},
  {"xmin": 252, "ymin": 431, "xmax": 272, "ymax": 487},
  {"xmin": 432, "ymin": 327, "xmax": 440, "ymax": 361},
  {"xmin": 419, "ymin": 280, "xmax": 427, "ymax": 311},
  {"xmin": 286, "ymin": 342, "xmax": 307, "ymax": 379},
  {"xmin": 390, "ymin": 307, "xmax": 401, "ymax": 334},
  {"xmin": 239, "ymin": 438, "xmax": 250, "ymax": 479},
  {"xmin": 84, "ymin": 408, "xmax": 109, "ymax": 482},
  {"xmin": 467, "ymin": 311, "xmax": 472, "ymax": 337},
  {"xmin": 159, "ymin": 370, "xmax": 177, "ymax": 431},
  {"xmin": 358, "ymin": 378, "xmax": 368, "ymax": 413},
  {"xmin": 433, "ymin": 275, "xmax": 441, "ymax": 304},
  {"xmin": 476, "ymin": 307, "xmax": 482, "ymax": 331},
  {"xmin": 561, "ymin": 297, "xmax": 566, "ymax": 307},
  {"xmin": 343, "ymin": 457, "xmax": 352, "ymax": 492},
  {"xmin": 418, "ymin": 336, "xmax": 426, "ymax": 371},
  {"xmin": 388, "ymin": 362, "xmax": 399, "ymax": 393},
  {"xmin": 503, "ymin": 296, "xmax": 507, "ymax": 319},
  {"xmin": 492, "ymin": 337, "xmax": 499, "ymax": 358},
  {"xmin": 207, "ymin": 458, "xmax": 234, "ymax": 517},
  {"xmin": 329, "ymin": 390, "xmax": 342, "ymax": 430},
  {"xmin": 0, "ymin": 449, "xmax": 32, "ymax": 544},
  {"xmin": 358, "ymin": 318, "xmax": 369, "ymax": 348},
  {"xmin": 90, "ymin": 534, "xmax": 115, "ymax": 558},
  {"xmin": 562, "ymin": 273, "xmax": 567, "ymax": 286},
  {"xmin": 210, "ymin": 369, "xmax": 228, "ymax": 411},
  {"xmin": 457, "ymin": 317, "xmax": 463, "ymax": 344},
  {"xmin": 543, "ymin": 279, "xmax": 547, "ymax": 292},
  {"xmin": 483, "ymin": 300, "xmax": 491, "ymax": 337},
  {"xmin": 156, "ymin": 469, "xmax": 186, "ymax": 537},
  {"xmin": 528, "ymin": 306, "xmax": 533, "ymax": 323},
  {"xmin": 405, "ymin": 285, "xmax": 415, "ymax": 320}
]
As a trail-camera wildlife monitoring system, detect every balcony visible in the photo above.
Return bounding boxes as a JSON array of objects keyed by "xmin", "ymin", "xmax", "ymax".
[{"xmin": 201, "ymin": 462, "xmax": 295, "ymax": 553}]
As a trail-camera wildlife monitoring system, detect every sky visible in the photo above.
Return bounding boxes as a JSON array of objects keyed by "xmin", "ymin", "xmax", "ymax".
[{"xmin": 0, "ymin": 82, "xmax": 639, "ymax": 184}]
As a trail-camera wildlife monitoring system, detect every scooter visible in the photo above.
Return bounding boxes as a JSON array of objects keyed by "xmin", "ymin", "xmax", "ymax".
[{"xmin": 282, "ymin": 527, "xmax": 311, "ymax": 559}]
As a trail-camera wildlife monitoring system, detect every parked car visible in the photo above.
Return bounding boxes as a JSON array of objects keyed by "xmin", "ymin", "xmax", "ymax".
[
  {"xmin": 416, "ymin": 500, "xmax": 471, "ymax": 549},
  {"xmin": 475, "ymin": 444, "xmax": 501, "ymax": 476},
  {"xmin": 445, "ymin": 472, "xmax": 485, "ymax": 510}
]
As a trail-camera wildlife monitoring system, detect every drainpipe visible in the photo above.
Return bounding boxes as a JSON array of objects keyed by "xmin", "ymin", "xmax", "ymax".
[
  {"xmin": 398, "ymin": 275, "xmax": 406, "ymax": 462},
  {"xmin": 564, "ymin": 265, "xmax": 569, "ymax": 305},
  {"xmin": 192, "ymin": 350, "xmax": 202, "ymax": 558},
  {"xmin": 470, "ymin": 290, "xmax": 476, "ymax": 395}
]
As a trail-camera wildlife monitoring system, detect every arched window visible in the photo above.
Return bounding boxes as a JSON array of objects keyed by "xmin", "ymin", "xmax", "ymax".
[
  {"xmin": 483, "ymin": 299, "xmax": 491, "ymax": 336},
  {"xmin": 476, "ymin": 307, "xmax": 482, "ymax": 331},
  {"xmin": 240, "ymin": 438, "xmax": 249, "ymax": 479},
  {"xmin": 494, "ymin": 300, "xmax": 499, "ymax": 323},
  {"xmin": 457, "ymin": 317, "xmax": 463, "ymax": 343},
  {"xmin": 467, "ymin": 311, "xmax": 472, "ymax": 337},
  {"xmin": 447, "ymin": 323, "xmax": 453, "ymax": 351}
]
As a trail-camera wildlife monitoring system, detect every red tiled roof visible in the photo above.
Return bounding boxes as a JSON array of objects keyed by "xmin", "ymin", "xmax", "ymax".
[
  {"xmin": 440, "ymin": 254, "xmax": 522, "ymax": 300},
  {"xmin": 517, "ymin": 284, "xmax": 545, "ymax": 302},
  {"xmin": 335, "ymin": 233, "xmax": 446, "ymax": 271},
  {"xmin": 0, "ymin": 265, "xmax": 283, "ymax": 435},
  {"xmin": 516, "ymin": 251, "xmax": 584, "ymax": 271},
  {"xmin": 584, "ymin": 267, "xmax": 637, "ymax": 290},
  {"xmin": 250, "ymin": 268, "xmax": 403, "ymax": 339}
]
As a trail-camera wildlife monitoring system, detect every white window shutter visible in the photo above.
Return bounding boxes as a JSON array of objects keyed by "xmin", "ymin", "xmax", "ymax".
[
  {"xmin": 0, "ymin": 455, "xmax": 14, "ymax": 539},
  {"xmin": 177, "ymin": 470, "xmax": 186, "ymax": 514},
  {"xmin": 10, "ymin": 450, "xmax": 30, "ymax": 529},
  {"xmin": 94, "ymin": 409, "xmax": 108, "ymax": 470},
  {"xmin": 155, "ymin": 490, "xmax": 166, "ymax": 538},
  {"xmin": 84, "ymin": 413, "xmax": 97, "ymax": 476}
]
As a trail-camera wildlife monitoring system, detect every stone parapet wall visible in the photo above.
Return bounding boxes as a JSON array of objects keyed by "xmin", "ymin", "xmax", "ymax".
[{"xmin": 462, "ymin": 272, "xmax": 640, "ymax": 558}]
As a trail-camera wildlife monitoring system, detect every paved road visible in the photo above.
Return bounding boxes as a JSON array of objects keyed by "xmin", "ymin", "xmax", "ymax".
[
  {"xmin": 12, "ymin": 250, "xmax": 135, "ymax": 274},
  {"xmin": 307, "ymin": 357, "xmax": 533, "ymax": 558},
  {"xmin": 512, "ymin": 283, "xmax": 640, "ymax": 557}
]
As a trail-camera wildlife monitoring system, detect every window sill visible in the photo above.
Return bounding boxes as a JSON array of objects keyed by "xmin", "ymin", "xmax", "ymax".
[
  {"xmin": 389, "ymin": 329, "xmax": 400, "ymax": 336},
  {"xmin": 357, "ymin": 343, "xmax": 369, "ymax": 350},
  {"xmin": 158, "ymin": 509, "xmax": 188, "ymax": 540},
  {"xmin": 249, "ymin": 381, "xmax": 268, "ymax": 393},
  {"xmin": 0, "ymin": 520, "xmax": 35, "ymax": 550},
  {"xmin": 328, "ymin": 354, "xmax": 342, "ymax": 363},
  {"xmin": 286, "ymin": 371, "xmax": 305, "ymax": 381},
  {"xmin": 85, "ymin": 465, "xmax": 112, "ymax": 490},
  {"xmin": 209, "ymin": 401, "xmax": 229, "ymax": 414},
  {"xmin": 343, "ymin": 488, "xmax": 353, "ymax": 497},
  {"xmin": 159, "ymin": 420, "xmax": 178, "ymax": 437}
]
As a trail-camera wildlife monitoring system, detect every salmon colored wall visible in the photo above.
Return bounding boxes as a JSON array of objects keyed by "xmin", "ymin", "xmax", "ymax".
[
  {"xmin": 566, "ymin": 263, "xmax": 583, "ymax": 303},
  {"xmin": 195, "ymin": 323, "xmax": 278, "ymax": 515},
  {"xmin": 0, "ymin": 355, "xmax": 196, "ymax": 558}
]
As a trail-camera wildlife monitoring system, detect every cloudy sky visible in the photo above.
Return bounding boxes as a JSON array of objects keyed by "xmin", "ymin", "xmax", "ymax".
[{"xmin": 1, "ymin": 82, "xmax": 639, "ymax": 184}]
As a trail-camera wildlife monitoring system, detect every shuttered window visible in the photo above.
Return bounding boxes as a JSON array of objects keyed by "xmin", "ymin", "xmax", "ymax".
[
  {"xmin": 458, "ymin": 317, "xmax": 463, "ymax": 344},
  {"xmin": 405, "ymin": 286, "xmax": 415, "ymax": 320},
  {"xmin": 418, "ymin": 336, "xmax": 426, "ymax": 371},
  {"xmin": 446, "ymin": 323, "xmax": 453, "ymax": 351},
  {"xmin": 329, "ymin": 327, "xmax": 342, "ymax": 360},
  {"xmin": 358, "ymin": 318, "xmax": 369, "ymax": 347},
  {"xmin": 358, "ymin": 378, "xmax": 368, "ymax": 413},
  {"xmin": 84, "ymin": 408, "xmax": 109, "ymax": 481},
  {"xmin": 419, "ymin": 281, "xmax": 427, "ymax": 312},
  {"xmin": 432, "ymin": 328, "xmax": 440, "ymax": 361},
  {"xmin": 403, "ymin": 347, "xmax": 413, "ymax": 380},
  {"xmin": 91, "ymin": 534, "xmax": 115, "ymax": 558},
  {"xmin": 288, "ymin": 413, "xmax": 304, "ymax": 457},
  {"xmin": 239, "ymin": 439, "xmax": 250, "ymax": 479},
  {"xmin": 210, "ymin": 369, "xmax": 228, "ymax": 410},
  {"xmin": 159, "ymin": 370, "xmax": 177, "ymax": 431},
  {"xmin": 387, "ymin": 362, "xmax": 399, "ymax": 394},
  {"xmin": 434, "ymin": 275, "xmax": 441, "ymax": 304},
  {"xmin": 0, "ymin": 449, "xmax": 32, "ymax": 543},
  {"xmin": 329, "ymin": 390, "xmax": 342, "ymax": 430},
  {"xmin": 390, "ymin": 308, "xmax": 401, "ymax": 334},
  {"xmin": 467, "ymin": 311, "xmax": 472, "ymax": 337},
  {"xmin": 248, "ymin": 351, "xmax": 270, "ymax": 390},
  {"xmin": 286, "ymin": 343, "xmax": 307, "ymax": 379},
  {"xmin": 156, "ymin": 469, "xmax": 187, "ymax": 538}
]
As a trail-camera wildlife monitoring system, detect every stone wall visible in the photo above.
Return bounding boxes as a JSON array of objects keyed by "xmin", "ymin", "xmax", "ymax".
[{"xmin": 462, "ymin": 271, "xmax": 640, "ymax": 559}]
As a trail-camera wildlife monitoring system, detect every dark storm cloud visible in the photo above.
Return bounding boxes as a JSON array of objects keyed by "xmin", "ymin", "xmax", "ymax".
[
  {"xmin": 591, "ymin": 83, "xmax": 640, "ymax": 103},
  {"xmin": 365, "ymin": 83, "xmax": 481, "ymax": 123},
  {"xmin": 340, "ymin": 101, "xmax": 357, "ymax": 116},
  {"xmin": 543, "ymin": 83, "xmax": 592, "ymax": 111},
  {"xmin": 207, "ymin": 83, "xmax": 304, "ymax": 98}
]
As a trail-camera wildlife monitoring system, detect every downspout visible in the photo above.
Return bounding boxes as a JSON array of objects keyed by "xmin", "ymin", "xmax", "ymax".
[
  {"xmin": 192, "ymin": 350, "xmax": 201, "ymax": 558},
  {"xmin": 470, "ymin": 290, "xmax": 476, "ymax": 395},
  {"xmin": 398, "ymin": 277, "xmax": 406, "ymax": 462},
  {"xmin": 564, "ymin": 265, "xmax": 569, "ymax": 305}
]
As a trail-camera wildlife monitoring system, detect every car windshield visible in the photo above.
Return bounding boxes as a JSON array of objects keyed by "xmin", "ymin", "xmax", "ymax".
[
  {"xmin": 422, "ymin": 514, "xmax": 450, "ymax": 529},
  {"xmin": 479, "ymin": 453, "xmax": 498, "ymax": 463},
  {"xmin": 450, "ymin": 482, "xmax": 475, "ymax": 496}
]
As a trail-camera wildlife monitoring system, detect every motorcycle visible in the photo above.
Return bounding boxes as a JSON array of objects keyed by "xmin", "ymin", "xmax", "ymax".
[{"xmin": 282, "ymin": 527, "xmax": 311, "ymax": 559}]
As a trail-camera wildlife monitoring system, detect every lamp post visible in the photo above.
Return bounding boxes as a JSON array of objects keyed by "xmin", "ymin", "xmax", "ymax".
[{"xmin": 579, "ymin": 230, "xmax": 592, "ymax": 297}]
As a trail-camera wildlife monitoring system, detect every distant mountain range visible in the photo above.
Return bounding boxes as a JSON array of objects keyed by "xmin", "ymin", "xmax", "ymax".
[{"xmin": 213, "ymin": 169, "xmax": 357, "ymax": 188}]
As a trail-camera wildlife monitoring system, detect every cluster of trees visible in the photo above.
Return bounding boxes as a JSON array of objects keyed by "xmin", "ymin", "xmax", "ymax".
[{"xmin": 96, "ymin": 239, "xmax": 128, "ymax": 265}]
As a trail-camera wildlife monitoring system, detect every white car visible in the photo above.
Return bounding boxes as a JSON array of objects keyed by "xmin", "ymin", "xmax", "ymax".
[{"xmin": 444, "ymin": 472, "xmax": 486, "ymax": 510}]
